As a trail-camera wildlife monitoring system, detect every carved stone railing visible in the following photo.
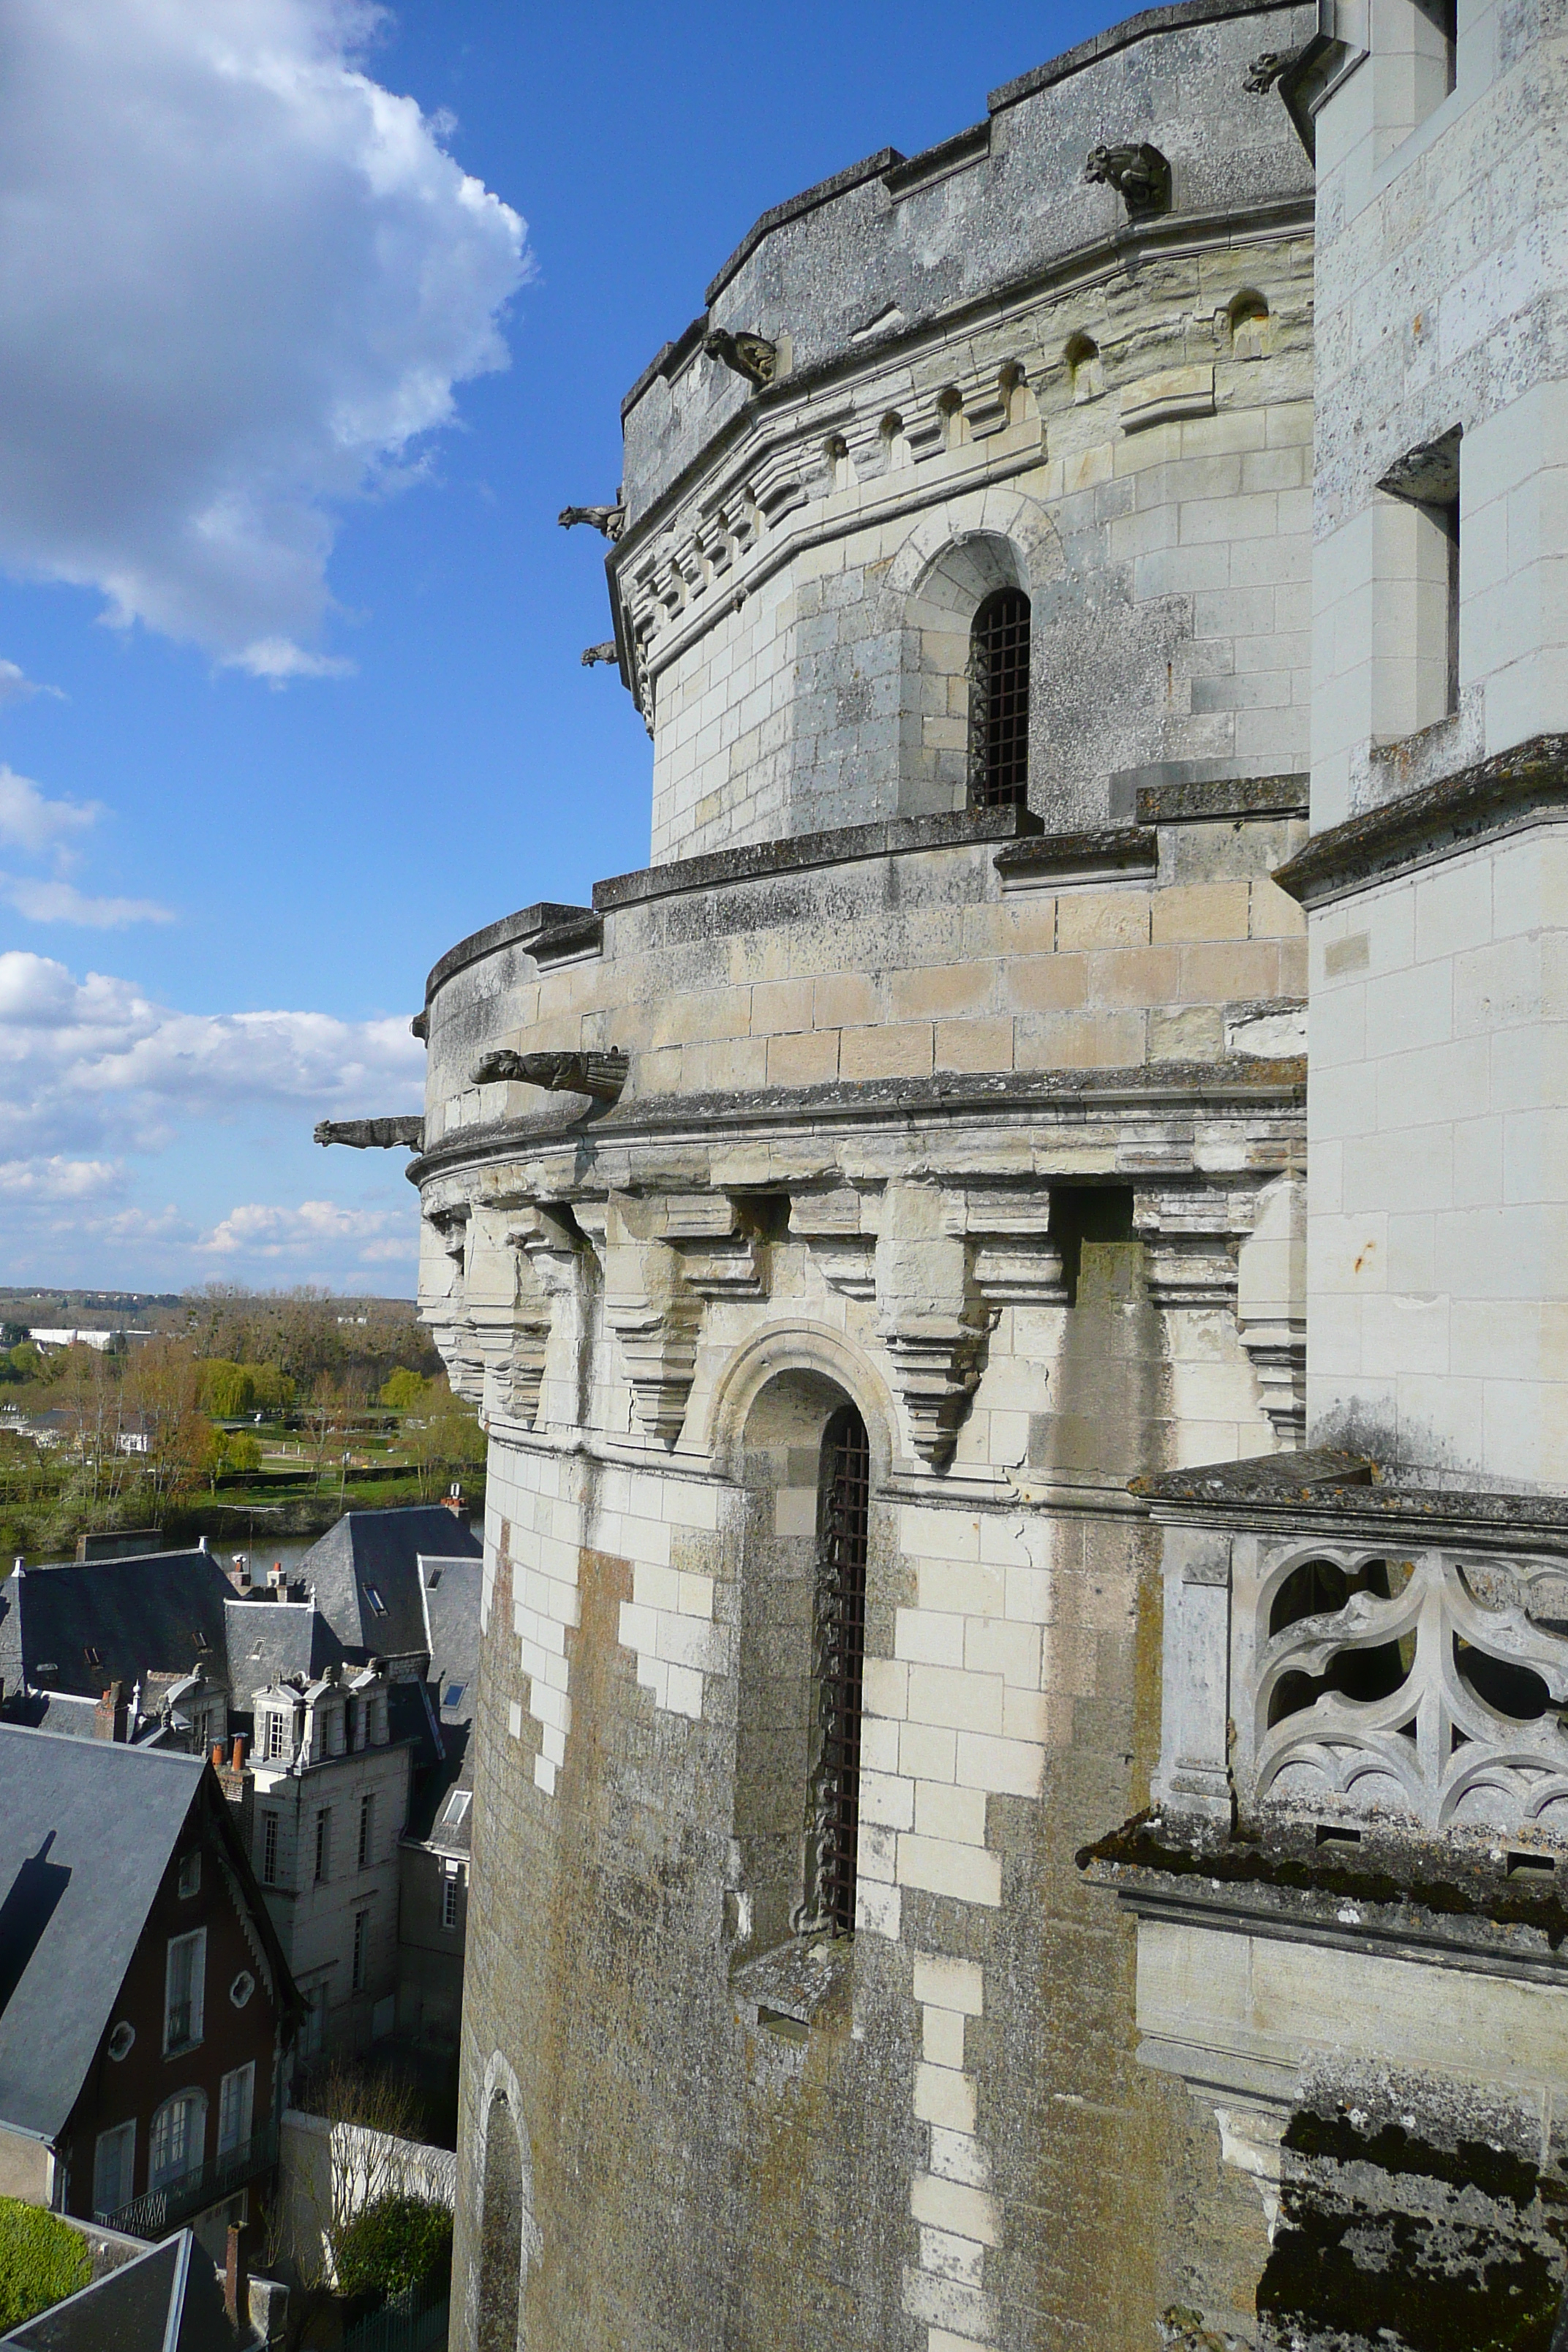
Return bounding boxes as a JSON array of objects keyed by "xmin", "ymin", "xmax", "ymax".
[{"xmin": 1145, "ymin": 1454, "xmax": 1568, "ymax": 1852}]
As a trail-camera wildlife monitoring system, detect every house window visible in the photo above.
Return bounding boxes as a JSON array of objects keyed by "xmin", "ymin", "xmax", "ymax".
[
  {"xmin": 968, "ymin": 588, "xmax": 1030, "ymax": 810},
  {"xmin": 352, "ymin": 1910, "xmax": 370, "ymax": 1992},
  {"xmin": 442, "ymin": 1872, "xmax": 461, "ymax": 1931},
  {"xmin": 262, "ymin": 1707, "xmax": 290, "ymax": 1762},
  {"xmin": 148, "ymin": 2089, "xmax": 205, "ymax": 2190},
  {"xmin": 164, "ymin": 1928, "xmax": 206, "ymax": 2053},
  {"xmin": 216, "ymin": 2062, "xmax": 255, "ymax": 2156},
  {"xmin": 799, "ymin": 1404, "xmax": 872, "ymax": 1937},
  {"xmin": 92, "ymin": 2120, "xmax": 135, "ymax": 2220},
  {"xmin": 442, "ymin": 1683, "xmax": 466, "ymax": 1713},
  {"xmin": 358, "ymin": 1793, "xmax": 374, "ymax": 1870},
  {"xmin": 314, "ymin": 1808, "xmax": 331, "ymax": 1885},
  {"xmin": 177, "ymin": 1851, "xmax": 200, "ymax": 1899},
  {"xmin": 260, "ymin": 1812, "xmax": 279, "ymax": 1887}
]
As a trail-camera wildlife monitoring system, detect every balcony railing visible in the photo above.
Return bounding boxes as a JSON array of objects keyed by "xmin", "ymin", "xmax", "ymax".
[{"xmin": 99, "ymin": 2119, "xmax": 277, "ymax": 2239}]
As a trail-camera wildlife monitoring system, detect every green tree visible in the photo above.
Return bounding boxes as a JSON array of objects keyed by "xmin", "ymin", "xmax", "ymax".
[
  {"xmin": 379, "ymin": 1367, "xmax": 431, "ymax": 1411},
  {"xmin": 200, "ymin": 1359, "xmax": 256, "ymax": 1418}
]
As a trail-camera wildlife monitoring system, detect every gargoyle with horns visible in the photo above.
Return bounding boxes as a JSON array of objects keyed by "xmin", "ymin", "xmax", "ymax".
[{"xmin": 471, "ymin": 1049, "xmax": 629, "ymax": 1104}]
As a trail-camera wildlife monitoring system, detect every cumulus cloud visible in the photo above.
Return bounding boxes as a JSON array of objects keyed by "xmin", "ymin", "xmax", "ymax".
[
  {"xmin": 0, "ymin": 0, "xmax": 528, "ymax": 676},
  {"xmin": 0, "ymin": 659, "xmax": 61, "ymax": 709},
  {"xmin": 0, "ymin": 766, "xmax": 102, "ymax": 858},
  {"xmin": 0, "ymin": 948, "xmax": 423, "ymax": 1167},
  {"xmin": 199, "ymin": 1198, "xmax": 410, "ymax": 1259}
]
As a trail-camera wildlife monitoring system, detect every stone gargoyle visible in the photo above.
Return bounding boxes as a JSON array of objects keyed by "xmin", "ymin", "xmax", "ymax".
[
  {"xmin": 558, "ymin": 503, "xmax": 625, "ymax": 541},
  {"xmin": 470, "ymin": 1049, "xmax": 630, "ymax": 1105},
  {"xmin": 581, "ymin": 641, "xmax": 619, "ymax": 668},
  {"xmin": 1243, "ymin": 48, "xmax": 1301, "ymax": 93},
  {"xmin": 314, "ymin": 1116, "xmax": 425, "ymax": 1150},
  {"xmin": 703, "ymin": 329, "xmax": 778, "ymax": 389},
  {"xmin": 1083, "ymin": 142, "xmax": 1172, "ymax": 220}
]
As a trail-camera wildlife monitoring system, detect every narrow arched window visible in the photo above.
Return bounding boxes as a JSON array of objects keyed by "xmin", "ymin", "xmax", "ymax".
[
  {"xmin": 969, "ymin": 587, "xmax": 1031, "ymax": 810},
  {"xmin": 799, "ymin": 1403, "xmax": 870, "ymax": 1937}
]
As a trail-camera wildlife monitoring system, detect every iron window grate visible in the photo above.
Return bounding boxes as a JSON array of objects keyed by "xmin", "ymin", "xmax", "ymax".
[{"xmin": 969, "ymin": 587, "xmax": 1031, "ymax": 810}]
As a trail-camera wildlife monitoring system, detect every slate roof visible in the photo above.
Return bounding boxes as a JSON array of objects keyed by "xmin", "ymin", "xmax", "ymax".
[
  {"xmin": 0, "ymin": 1729, "xmax": 206, "ymax": 2141},
  {"xmin": 0, "ymin": 1554, "xmax": 231, "ymax": 1703},
  {"xmin": 419, "ymin": 1556, "xmax": 481, "ymax": 1727},
  {"xmin": 222, "ymin": 1598, "xmax": 342, "ymax": 1713},
  {"xmin": 299, "ymin": 1508, "xmax": 480, "ymax": 1661},
  {"xmin": 0, "ymin": 2229, "xmax": 233, "ymax": 2350}
]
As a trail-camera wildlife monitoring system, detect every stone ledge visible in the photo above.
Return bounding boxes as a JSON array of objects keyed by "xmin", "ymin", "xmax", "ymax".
[
  {"xmin": 1134, "ymin": 1446, "xmax": 1568, "ymax": 1539},
  {"xmin": 592, "ymin": 804, "xmax": 1042, "ymax": 915},
  {"xmin": 1274, "ymin": 731, "xmax": 1568, "ymax": 908},
  {"xmin": 993, "ymin": 826, "xmax": 1157, "ymax": 889},
  {"xmin": 424, "ymin": 901, "xmax": 601, "ymax": 1003},
  {"xmin": 1137, "ymin": 772, "xmax": 1310, "ymax": 824},
  {"xmin": 1079, "ymin": 1809, "xmax": 1568, "ymax": 1976},
  {"xmin": 412, "ymin": 1055, "xmax": 1307, "ymax": 1175}
]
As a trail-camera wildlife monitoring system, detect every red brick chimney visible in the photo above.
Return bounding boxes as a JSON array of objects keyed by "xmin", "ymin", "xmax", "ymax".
[
  {"xmin": 224, "ymin": 2223, "xmax": 249, "ymax": 2331},
  {"xmin": 92, "ymin": 1682, "xmax": 128, "ymax": 1742}
]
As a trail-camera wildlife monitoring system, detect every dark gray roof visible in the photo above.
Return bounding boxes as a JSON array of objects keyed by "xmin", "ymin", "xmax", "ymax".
[
  {"xmin": 0, "ymin": 1728, "xmax": 203, "ymax": 2141},
  {"xmin": 420, "ymin": 1556, "xmax": 480, "ymax": 1727},
  {"xmin": 222, "ymin": 1598, "xmax": 342, "ymax": 1712},
  {"xmin": 300, "ymin": 1509, "xmax": 480, "ymax": 1661},
  {"xmin": 0, "ymin": 1554, "xmax": 230, "ymax": 1702},
  {"xmin": 1, "ymin": 2228, "xmax": 231, "ymax": 2350}
]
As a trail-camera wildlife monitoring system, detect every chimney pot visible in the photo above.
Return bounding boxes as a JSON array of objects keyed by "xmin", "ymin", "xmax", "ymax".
[
  {"xmin": 232, "ymin": 1735, "xmax": 246, "ymax": 1772},
  {"xmin": 224, "ymin": 2223, "xmax": 250, "ymax": 2329},
  {"xmin": 211, "ymin": 1742, "xmax": 224, "ymax": 1770}
]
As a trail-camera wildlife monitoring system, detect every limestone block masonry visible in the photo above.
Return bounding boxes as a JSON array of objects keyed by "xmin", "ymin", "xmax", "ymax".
[{"xmin": 404, "ymin": 4, "xmax": 1352, "ymax": 2347}]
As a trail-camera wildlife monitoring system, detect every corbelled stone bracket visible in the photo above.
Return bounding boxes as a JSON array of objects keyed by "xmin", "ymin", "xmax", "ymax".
[
  {"xmin": 877, "ymin": 1185, "xmax": 995, "ymax": 1469},
  {"xmin": 471, "ymin": 1049, "xmax": 629, "ymax": 1105},
  {"xmin": 600, "ymin": 1196, "xmax": 704, "ymax": 1450}
]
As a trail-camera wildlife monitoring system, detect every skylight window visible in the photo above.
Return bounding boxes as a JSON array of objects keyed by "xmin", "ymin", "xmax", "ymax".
[
  {"xmin": 363, "ymin": 1586, "xmax": 387, "ymax": 1616},
  {"xmin": 442, "ymin": 1683, "xmax": 466, "ymax": 1711}
]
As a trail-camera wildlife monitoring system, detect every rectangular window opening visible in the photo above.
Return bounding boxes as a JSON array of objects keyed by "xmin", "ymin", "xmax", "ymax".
[
  {"xmin": 260, "ymin": 1811, "xmax": 279, "ymax": 1887},
  {"xmin": 1379, "ymin": 426, "xmax": 1461, "ymax": 732},
  {"xmin": 352, "ymin": 1909, "xmax": 370, "ymax": 1992},
  {"xmin": 358, "ymin": 1793, "xmax": 374, "ymax": 1870},
  {"xmin": 93, "ymin": 2120, "xmax": 135, "ymax": 2220},
  {"xmin": 1315, "ymin": 1823, "xmax": 1362, "ymax": 1847},
  {"xmin": 163, "ymin": 1928, "xmax": 206, "ymax": 2054},
  {"xmin": 217, "ymin": 2062, "xmax": 255, "ymax": 2155},
  {"xmin": 1507, "ymin": 1850, "xmax": 1556, "ymax": 1877},
  {"xmin": 800, "ymin": 1403, "xmax": 871, "ymax": 1938},
  {"xmin": 314, "ymin": 1807, "xmax": 331, "ymax": 1885},
  {"xmin": 441, "ymin": 1873, "xmax": 460, "ymax": 1931}
]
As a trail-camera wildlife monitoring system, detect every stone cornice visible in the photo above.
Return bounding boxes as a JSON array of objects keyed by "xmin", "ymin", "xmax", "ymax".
[
  {"xmin": 409, "ymin": 1057, "xmax": 1306, "ymax": 1184},
  {"xmin": 1274, "ymin": 733, "xmax": 1568, "ymax": 908},
  {"xmin": 1134, "ymin": 1445, "xmax": 1568, "ymax": 1543}
]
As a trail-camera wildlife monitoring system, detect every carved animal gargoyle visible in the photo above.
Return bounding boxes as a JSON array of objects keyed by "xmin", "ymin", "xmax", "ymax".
[
  {"xmin": 1083, "ymin": 142, "xmax": 1172, "ymax": 220},
  {"xmin": 314, "ymin": 1116, "xmax": 425, "ymax": 1150},
  {"xmin": 1243, "ymin": 48, "xmax": 1301, "ymax": 93},
  {"xmin": 558, "ymin": 503, "xmax": 625, "ymax": 541},
  {"xmin": 703, "ymin": 329, "xmax": 778, "ymax": 389},
  {"xmin": 581, "ymin": 641, "xmax": 618, "ymax": 668},
  {"xmin": 471, "ymin": 1049, "xmax": 630, "ymax": 1105}
]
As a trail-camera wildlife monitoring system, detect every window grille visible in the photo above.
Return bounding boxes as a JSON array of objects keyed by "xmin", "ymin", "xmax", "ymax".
[
  {"xmin": 260, "ymin": 1812, "xmax": 279, "ymax": 1886},
  {"xmin": 358, "ymin": 1793, "xmax": 374, "ymax": 1869},
  {"xmin": 796, "ymin": 1404, "xmax": 871, "ymax": 1937},
  {"xmin": 968, "ymin": 587, "xmax": 1031, "ymax": 810},
  {"xmin": 442, "ymin": 1873, "xmax": 460, "ymax": 1931},
  {"xmin": 314, "ymin": 1808, "xmax": 331, "ymax": 1885},
  {"xmin": 352, "ymin": 1910, "xmax": 370, "ymax": 1992}
]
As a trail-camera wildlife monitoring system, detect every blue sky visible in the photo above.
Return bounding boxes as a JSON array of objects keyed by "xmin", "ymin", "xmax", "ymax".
[{"xmin": 0, "ymin": 0, "xmax": 1116, "ymax": 1294}]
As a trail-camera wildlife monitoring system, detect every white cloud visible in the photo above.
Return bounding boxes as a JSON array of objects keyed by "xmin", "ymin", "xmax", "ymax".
[
  {"xmin": 0, "ymin": 659, "xmax": 61, "ymax": 709},
  {"xmin": 0, "ymin": 948, "xmax": 423, "ymax": 1166},
  {"xmin": 0, "ymin": 1155, "xmax": 120, "ymax": 1200},
  {"xmin": 0, "ymin": 0, "xmax": 528, "ymax": 676},
  {"xmin": 0, "ymin": 875, "xmax": 173, "ymax": 927},
  {"xmin": 199, "ymin": 1198, "xmax": 409, "ymax": 1258},
  {"xmin": 0, "ymin": 766, "xmax": 102, "ymax": 858}
]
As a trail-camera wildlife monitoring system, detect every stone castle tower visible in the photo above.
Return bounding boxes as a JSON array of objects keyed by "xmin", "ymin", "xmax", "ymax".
[{"xmin": 380, "ymin": 0, "xmax": 1568, "ymax": 2338}]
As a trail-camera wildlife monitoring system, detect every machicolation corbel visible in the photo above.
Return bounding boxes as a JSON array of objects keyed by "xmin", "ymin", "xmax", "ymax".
[{"xmin": 1083, "ymin": 142, "xmax": 1172, "ymax": 220}]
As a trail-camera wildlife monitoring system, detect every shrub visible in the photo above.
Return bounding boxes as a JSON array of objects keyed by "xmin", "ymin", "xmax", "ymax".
[
  {"xmin": 0, "ymin": 2201, "xmax": 91, "ymax": 2329},
  {"xmin": 222, "ymin": 1432, "xmax": 264, "ymax": 1475},
  {"xmin": 333, "ymin": 2195, "xmax": 452, "ymax": 2302}
]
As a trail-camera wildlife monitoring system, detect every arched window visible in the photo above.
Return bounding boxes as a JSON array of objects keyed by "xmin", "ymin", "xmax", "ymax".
[
  {"xmin": 1229, "ymin": 292, "xmax": 1270, "ymax": 362},
  {"xmin": 148, "ymin": 2089, "xmax": 206, "ymax": 2190},
  {"xmin": 477, "ymin": 2088, "xmax": 524, "ymax": 2352},
  {"xmin": 968, "ymin": 588, "xmax": 1031, "ymax": 810},
  {"xmin": 797, "ymin": 1403, "xmax": 871, "ymax": 1936}
]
